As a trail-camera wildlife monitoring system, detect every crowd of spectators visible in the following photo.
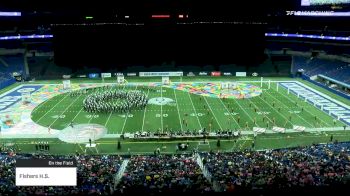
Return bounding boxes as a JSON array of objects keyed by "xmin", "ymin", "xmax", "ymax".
[
  {"xmin": 116, "ymin": 154, "xmax": 213, "ymax": 194},
  {"xmin": 2, "ymin": 142, "xmax": 350, "ymax": 194},
  {"xmin": 0, "ymin": 146, "xmax": 123, "ymax": 195},
  {"xmin": 202, "ymin": 142, "xmax": 350, "ymax": 193}
]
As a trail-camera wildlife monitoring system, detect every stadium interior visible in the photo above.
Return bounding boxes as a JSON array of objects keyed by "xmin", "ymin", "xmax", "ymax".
[{"xmin": 1, "ymin": 0, "xmax": 350, "ymax": 195}]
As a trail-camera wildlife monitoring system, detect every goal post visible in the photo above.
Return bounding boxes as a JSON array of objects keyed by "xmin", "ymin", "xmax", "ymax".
[
  {"xmin": 117, "ymin": 75, "xmax": 125, "ymax": 84},
  {"xmin": 63, "ymin": 80, "xmax": 71, "ymax": 90},
  {"xmin": 221, "ymin": 82, "xmax": 228, "ymax": 89},
  {"xmin": 221, "ymin": 82, "xmax": 237, "ymax": 90},
  {"xmin": 21, "ymin": 92, "xmax": 31, "ymax": 104},
  {"xmin": 162, "ymin": 76, "xmax": 170, "ymax": 85}
]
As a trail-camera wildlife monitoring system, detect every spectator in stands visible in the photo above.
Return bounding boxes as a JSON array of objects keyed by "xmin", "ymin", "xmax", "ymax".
[
  {"xmin": 116, "ymin": 154, "xmax": 213, "ymax": 193},
  {"xmin": 2, "ymin": 142, "xmax": 350, "ymax": 194}
]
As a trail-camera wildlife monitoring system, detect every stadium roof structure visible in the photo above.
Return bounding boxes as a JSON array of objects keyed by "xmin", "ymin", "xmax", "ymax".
[
  {"xmin": 0, "ymin": 0, "xmax": 292, "ymax": 22},
  {"xmin": 0, "ymin": 0, "xmax": 349, "ymax": 32}
]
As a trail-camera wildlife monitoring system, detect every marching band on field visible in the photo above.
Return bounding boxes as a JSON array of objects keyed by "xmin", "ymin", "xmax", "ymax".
[{"xmin": 70, "ymin": 85, "xmax": 148, "ymax": 113}]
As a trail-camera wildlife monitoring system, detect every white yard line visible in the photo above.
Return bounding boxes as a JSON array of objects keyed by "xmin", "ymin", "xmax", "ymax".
[
  {"xmin": 173, "ymin": 88, "xmax": 184, "ymax": 132},
  {"xmin": 121, "ymin": 114, "xmax": 128, "ymax": 134},
  {"xmin": 36, "ymin": 93, "xmax": 71, "ymax": 123},
  {"xmin": 87, "ymin": 113, "xmax": 95, "ymax": 124},
  {"xmin": 246, "ymin": 98, "xmax": 274, "ymax": 124},
  {"xmin": 72, "ymin": 107, "xmax": 84, "ymax": 123},
  {"xmin": 121, "ymin": 85, "xmax": 137, "ymax": 134},
  {"xmin": 49, "ymin": 94, "xmax": 83, "ymax": 128},
  {"xmin": 256, "ymin": 95, "xmax": 293, "ymax": 127},
  {"xmin": 187, "ymin": 91, "xmax": 203, "ymax": 129},
  {"xmin": 32, "ymin": 98, "xmax": 50, "ymax": 113},
  {"xmin": 104, "ymin": 111, "xmax": 113, "ymax": 127},
  {"xmin": 203, "ymin": 97, "xmax": 224, "ymax": 131},
  {"xmin": 265, "ymin": 88, "xmax": 315, "ymax": 128},
  {"xmin": 275, "ymin": 85, "xmax": 332, "ymax": 127},
  {"xmin": 233, "ymin": 98, "xmax": 257, "ymax": 123},
  {"xmin": 229, "ymin": 95, "xmax": 256, "ymax": 124},
  {"xmin": 218, "ymin": 98, "xmax": 241, "ymax": 128},
  {"xmin": 239, "ymin": 139, "xmax": 248, "ymax": 150},
  {"xmin": 141, "ymin": 88, "xmax": 151, "ymax": 132}
]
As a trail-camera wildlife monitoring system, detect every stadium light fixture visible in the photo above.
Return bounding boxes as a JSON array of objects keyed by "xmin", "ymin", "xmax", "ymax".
[
  {"xmin": 0, "ymin": 12, "xmax": 21, "ymax": 17},
  {"xmin": 151, "ymin": 14, "xmax": 170, "ymax": 18},
  {"xmin": 0, "ymin": 34, "xmax": 53, "ymax": 40},
  {"xmin": 265, "ymin": 33, "xmax": 350, "ymax": 41}
]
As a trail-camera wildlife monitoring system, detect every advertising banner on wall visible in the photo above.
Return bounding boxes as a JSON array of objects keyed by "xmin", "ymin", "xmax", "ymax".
[
  {"xmin": 62, "ymin": 75, "xmax": 71, "ymax": 79},
  {"xmin": 236, "ymin": 72, "xmax": 247, "ymax": 77},
  {"xmin": 198, "ymin": 72, "xmax": 208, "ymax": 76},
  {"xmin": 127, "ymin": 73, "xmax": 137, "ymax": 76},
  {"xmin": 223, "ymin": 72, "xmax": 232, "ymax": 76},
  {"xmin": 101, "ymin": 73, "xmax": 112, "ymax": 78},
  {"xmin": 76, "ymin": 75, "xmax": 87, "ymax": 78},
  {"xmin": 187, "ymin": 72, "xmax": 195, "ymax": 76},
  {"xmin": 139, "ymin": 72, "xmax": 183, "ymax": 77},
  {"xmin": 211, "ymin": 71, "xmax": 221, "ymax": 76},
  {"xmin": 88, "ymin": 73, "xmax": 100, "ymax": 78}
]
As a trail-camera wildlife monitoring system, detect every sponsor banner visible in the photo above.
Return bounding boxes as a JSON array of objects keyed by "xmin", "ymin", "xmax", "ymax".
[
  {"xmin": 101, "ymin": 73, "xmax": 112, "ymax": 78},
  {"xmin": 293, "ymin": 125, "xmax": 306, "ymax": 132},
  {"xmin": 139, "ymin": 72, "xmax": 183, "ymax": 77},
  {"xmin": 62, "ymin": 75, "xmax": 71, "ymax": 79},
  {"xmin": 127, "ymin": 73, "xmax": 137, "ymax": 76},
  {"xmin": 253, "ymin": 127, "xmax": 266, "ymax": 133},
  {"xmin": 63, "ymin": 80, "xmax": 71, "ymax": 89},
  {"xmin": 199, "ymin": 72, "xmax": 208, "ymax": 76},
  {"xmin": 0, "ymin": 85, "xmax": 43, "ymax": 111},
  {"xmin": 187, "ymin": 72, "xmax": 195, "ymax": 76},
  {"xmin": 223, "ymin": 72, "xmax": 232, "ymax": 76},
  {"xmin": 76, "ymin": 75, "xmax": 87, "ymax": 78},
  {"xmin": 88, "ymin": 73, "xmax": 100, "ymax": 78},
  {"xmin": 115, "ymin": 73, "xmax": 124, "ymax": 76},
  {"xmin": 252, "ymin": 72, "xmax": 258, "ymax": 77},
  {"xmin": 211, "ymin": 71, "xmax": 221, "ymax": 76},
  {"xmin": 280, "ymin": 82, "xmax": 350, "ymax": 126},
  {"xmin": 272, "ymin": 126, "xmax": 286, "ymax": 133},
  {"xmin": 236, "ymin": 72, "xmax": 247, "ymax": 77}
]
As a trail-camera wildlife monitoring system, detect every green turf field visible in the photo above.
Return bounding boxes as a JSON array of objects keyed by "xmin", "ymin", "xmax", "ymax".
[
  {"xmin": 1, "ymin": 77, "xmax": 349, "ymax": 155},
  {"xmin": 30, "ymin": 81, "xmax": 346, "ymax": 134}
]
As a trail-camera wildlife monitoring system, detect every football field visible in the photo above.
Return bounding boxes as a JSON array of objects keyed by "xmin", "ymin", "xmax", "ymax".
[
  {"xmin": 30, "ymin": 81, "xmax": 346, "ymax": 135},
  {"xmin": 1, "ymin": 77, "xmax": 350, "ymax": 155}
]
